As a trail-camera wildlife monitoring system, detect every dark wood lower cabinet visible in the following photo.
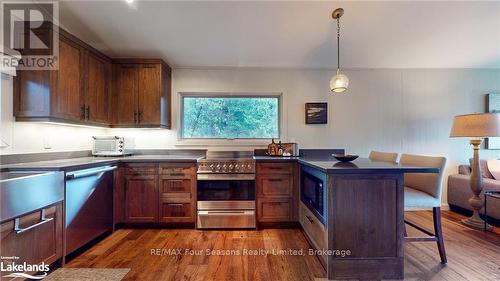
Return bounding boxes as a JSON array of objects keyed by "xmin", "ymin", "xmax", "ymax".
[
  {"xmin": 118, "ymin": 163, "xmax": 196, "ymax": 225},
  {"xmin": 124, "ymin": 175, "xmax": 159, "ymax": 223},
  {"xmin": 159, "ymin": 203, "xmax": 193, "ymax": 223},
  {"xmin": 158, "ymin": 165, "xmax": 196, "ymax": 224},
  {"xmin": 0, "ymin": 203, "xmax": 63, "ymax": 277},
  {"xmin": 256, "ymin": 162, "xmax": 298, "ymax": 224},
  {"xmin": 257, "ymin": 198, "xmax": 291, "ymax": 222}
]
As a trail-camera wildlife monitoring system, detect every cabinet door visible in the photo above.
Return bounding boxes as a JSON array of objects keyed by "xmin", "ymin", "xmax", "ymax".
[
  {"xmin": 85, "ymin": 52, "xmax": 111, "ymax": 124},
  {"xmin": 257, "ymin": 174, "xmax": 292, "ymax": 197},
  {"xmin": 124, "ymin": 175, "xmax": 158, "ymax": 223},
  {"xmin": 257, "ymin": 198, "xmax": 291, "ymax": 222},
  {"xmin": 159, "ymin": 202, "xmax": 193, "ymax": 223},
  {"xmin": 0, "ymin": 204, "xmax": 63, "ymax": 276},
  {"xmin": 53, "ymin": 36, "xmax": 83, "ymax": 120},
  {"xmin": 137, "ymin": 64, "xmax": 161, "ymax": 125},
  {"xmin": 115, "ymin": 64, "xmax": 138, "ymax": 125}
]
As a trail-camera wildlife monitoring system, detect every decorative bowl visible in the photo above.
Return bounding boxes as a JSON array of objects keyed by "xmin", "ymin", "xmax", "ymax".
[{"xmin": 333, "ymin": 154, "xmax": 359, "ymax": 162}]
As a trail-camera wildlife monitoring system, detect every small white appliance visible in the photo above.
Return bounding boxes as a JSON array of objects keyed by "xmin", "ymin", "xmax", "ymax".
[{"xmin": 92, "ymin": 136, "xmax": 133, "ymax": 156}]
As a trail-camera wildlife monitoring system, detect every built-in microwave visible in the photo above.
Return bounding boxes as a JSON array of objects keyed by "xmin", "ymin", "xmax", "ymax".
[
  {"xmin": 92, "ymin": 136, "xmax": 133, "ymax": 156},
  {"xmin": 300, "ymin": 165, "xmax": 327, "ymax": 225}
]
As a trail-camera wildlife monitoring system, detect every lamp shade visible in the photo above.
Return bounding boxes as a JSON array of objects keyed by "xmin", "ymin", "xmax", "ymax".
[
  {"xmin": 450, "ymin": 113, "xmax": 500, "ymax": 138},
  {"xmin": 330, "ymin": 72, "xmax": 349, "ymax": 93}
]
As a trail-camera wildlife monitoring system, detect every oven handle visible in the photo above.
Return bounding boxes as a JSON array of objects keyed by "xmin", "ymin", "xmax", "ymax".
[{"xmin": 198, "ymin": 210, "xmax": 255, "ymax": 215}]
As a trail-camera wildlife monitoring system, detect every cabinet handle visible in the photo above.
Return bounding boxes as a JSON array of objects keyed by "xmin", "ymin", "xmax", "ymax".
[
  {"xmin": 134, "ymin": 112, "xmax": 138, "ymax": 123},
  {"xmin": 85, "ymin": 106, "xmax": 90, "ymax": 120},
  {"xmin": 80, "ymin": 105, "xmax": 86, "ymax": 120},
  {"xmin": 14, "ymin": 209, "xmax": 53, "ymax": 234},
  {"xmin": 138, "ymin": 111, "xmax": 142, "ymax": 123},
  {"xmin": 267, "ymin": 179, "xmax": 283, "ymax": 182},
  {"xmin": 305, "ymin": 215, "xmax": 314, "ymax": 224},
  {"xmin": 167, "ymin": 173, "xmax": 185, "ymax": 177}
]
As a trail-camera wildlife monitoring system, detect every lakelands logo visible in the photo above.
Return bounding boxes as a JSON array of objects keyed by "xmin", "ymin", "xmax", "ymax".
[
  {"xmin": 0, "ymin": 258, "xmax": 49, "ymax": 280},
  {"xmin": 1, "ymin": 0, "xmax": 59, "ymax": 72}
]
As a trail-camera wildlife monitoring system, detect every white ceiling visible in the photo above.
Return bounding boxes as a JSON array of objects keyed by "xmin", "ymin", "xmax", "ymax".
[{"xmin": 59, "ymin": 0, "xmax": 500, "ymax": 69}]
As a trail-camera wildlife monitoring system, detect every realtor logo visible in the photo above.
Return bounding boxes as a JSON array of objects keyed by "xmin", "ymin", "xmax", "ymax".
[
  {"xmin": 0, "ymin": 257, "xmax": 49, "ymax": 280},
  {"xmin": 1, "ymin": 0, "xmax": 59, "ymax": 71}
]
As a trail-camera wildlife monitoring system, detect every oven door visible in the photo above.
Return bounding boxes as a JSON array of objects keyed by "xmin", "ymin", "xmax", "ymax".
[
  {"xmin": 196, "ymin": 175, "xmax": 256, "ymax": 229},
  {"xmin": 197, "ymin": 177, "xmax": 256, "ymax": 202}
]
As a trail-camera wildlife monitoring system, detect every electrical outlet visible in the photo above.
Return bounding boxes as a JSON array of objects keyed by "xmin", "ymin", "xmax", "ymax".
[{"xmin": 43, "ymin": 137, "xmax": 52, "ymax": 149}]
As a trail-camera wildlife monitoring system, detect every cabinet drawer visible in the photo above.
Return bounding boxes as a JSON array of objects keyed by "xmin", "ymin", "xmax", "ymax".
[
  {"xmin": 257, "ymin": 163, "xmax": 293, "ymax": 174},
  {"xmin": 160, "ymin": 192, "xmax": 192, "ymax": 203},
  {"xmin": 159, "ymin": 164, "xmax": 196, "ymax": 177},
  {"xmin": 159, "ymin": 203, "xmax": 193, "ymax": 223},
  {"xmin": 257, "ymin": 198, "xmax": 291, "ymax": 222},
  {"xmin": 0, "ymin": 204, "xmax": 63, "ymax": 273},
  {"xmin": 124, "ymin": 164, "xmax": 158, "ymax": 175},
  {"xmin": 299, "ymin": 202, "xmax": 326, "ymax": 251},
  {"xmin": 258, "ymin": 175, "xmax": 292, "ymax": 197},
  {"xmin": 159, "ymin": 178, "xmax": 193, "ymax": 193}
]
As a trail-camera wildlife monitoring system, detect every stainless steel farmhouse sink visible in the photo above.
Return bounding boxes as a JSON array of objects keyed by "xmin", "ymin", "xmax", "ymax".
[{"xmin": 0, "ymin": 171, "xmax": 64, "ymax": 222}]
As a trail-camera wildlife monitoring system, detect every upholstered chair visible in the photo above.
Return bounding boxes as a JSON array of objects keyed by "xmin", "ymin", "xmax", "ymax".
[
  {"xmin": 400, "ymin": 153, "xmax": 447, "ymax": 263},
  {"xmin": 369, "ymin": 150, "xmax": 398, "ymax": 163}
]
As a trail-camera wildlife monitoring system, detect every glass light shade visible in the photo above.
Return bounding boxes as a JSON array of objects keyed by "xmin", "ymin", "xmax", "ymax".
[{"xmin": 330, "ymin": 72, "xmax": 349, "ymax": 93}]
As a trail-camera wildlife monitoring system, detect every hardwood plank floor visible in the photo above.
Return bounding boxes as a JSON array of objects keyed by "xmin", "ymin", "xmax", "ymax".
[{"xmin": 66, "ymin": 211, "xmax": 500, "ymax": 281}]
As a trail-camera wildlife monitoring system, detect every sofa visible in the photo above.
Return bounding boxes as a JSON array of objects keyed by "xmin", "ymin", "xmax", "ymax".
[{"xmin": 447, "ymin": 159, "xmax": 500, "ymax": 221}]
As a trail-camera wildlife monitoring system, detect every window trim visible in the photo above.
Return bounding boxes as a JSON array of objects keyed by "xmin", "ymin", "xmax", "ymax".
[{"xmin": 177, "ymin": 92, "xmax": 284, "ymax": 146}]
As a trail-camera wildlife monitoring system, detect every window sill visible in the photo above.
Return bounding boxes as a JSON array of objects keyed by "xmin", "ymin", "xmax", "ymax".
[{"xmin": 175, "ymin": 139, "xmax": 273, "ymax": 147}]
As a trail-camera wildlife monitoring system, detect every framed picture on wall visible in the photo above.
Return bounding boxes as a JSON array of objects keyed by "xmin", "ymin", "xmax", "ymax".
[
  {"xmin": 305, "ymin": 102, "xmax": 328, "ymax": 124},
  {"xmin": 486, "ymin": 94, "xmax": 500, "ymax": 149}
]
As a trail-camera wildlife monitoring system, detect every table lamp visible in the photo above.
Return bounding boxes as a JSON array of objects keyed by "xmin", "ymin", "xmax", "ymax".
[{"xmin": 450, "ymin": 113, "xmax": 500, "ymax": 230}]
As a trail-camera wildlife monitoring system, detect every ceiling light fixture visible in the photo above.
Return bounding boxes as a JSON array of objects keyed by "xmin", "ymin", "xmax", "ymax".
[
  {"xmin": 330, "ymin": 8, "xmax": 349, "ymax": 93},
  {"xmin": 125, "ymin": 0, "xmax": 134, "ymax": 4}
]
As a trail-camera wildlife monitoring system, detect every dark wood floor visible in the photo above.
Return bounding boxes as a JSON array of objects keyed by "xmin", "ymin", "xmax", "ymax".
[{"xmin": 66, "ymin": 211, "xmax": 500, "ymax": 281}]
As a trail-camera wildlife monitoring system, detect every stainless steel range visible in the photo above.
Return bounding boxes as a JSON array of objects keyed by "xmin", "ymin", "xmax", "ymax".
[{"xmin": 197, "ymin": 151, "xmax": 256, "ymax": 229}]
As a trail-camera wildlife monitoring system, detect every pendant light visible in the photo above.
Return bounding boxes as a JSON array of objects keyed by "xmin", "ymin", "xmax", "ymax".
[{"xmin": 330, "ymin": 8, "xmax": 349, "ymax": 93}]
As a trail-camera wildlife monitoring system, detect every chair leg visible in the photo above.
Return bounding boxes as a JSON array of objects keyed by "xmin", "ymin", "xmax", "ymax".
[{"xmin": 433, "ymin": 207, "xmax": 447, "ymax": 264}]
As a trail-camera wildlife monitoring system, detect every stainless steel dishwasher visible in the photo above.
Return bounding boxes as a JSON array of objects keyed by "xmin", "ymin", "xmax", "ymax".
[{"xmin": 65, "ymin": 165, "xmax": 116, "ymax": 255}]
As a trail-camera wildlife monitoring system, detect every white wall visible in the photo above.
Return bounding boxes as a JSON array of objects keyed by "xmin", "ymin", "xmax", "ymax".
[
  {"xmin": 170, "ymin": 68, "xmax": 500, "ymax": 205},
  {"xmin": 2, "ymin": 68, "xmax": 500, "ymax": 204}
]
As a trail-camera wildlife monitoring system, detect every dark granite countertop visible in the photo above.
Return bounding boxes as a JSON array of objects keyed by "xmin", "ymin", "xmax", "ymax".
[
  {"xmin": 298, "ymin": 158, "xmax": 440, "ymax": 174},
  {"xmin": 2, "ymin": 155, "xmax": 205, "ymax": 172},
  {"xmin": 253, "ymin": 156, "xmax": 300, "ymax": 162},
  {"xmin": 254, "ymin": 155, "xmax": 439, "ymax": 174}
]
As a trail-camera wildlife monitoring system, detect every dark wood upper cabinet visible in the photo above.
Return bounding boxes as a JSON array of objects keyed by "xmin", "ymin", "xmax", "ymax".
[
  {"xmin": 53, "ymin": 36, "xmax": 83, "ymax": 121},
  {"xmin": 14, "ymin": 29, "xmax": 111, "ymax": 126},
  {"xmin": 84, "ymin": 50, "xmax": 112, "ymax": 125},
  {"xmin": 113, "ymin": 59, "xmax": 171, "ymax": 128},
  {"xmin": 114, "ymin": 64, "xmax": 138, "ymax": 126},
  {"xmin": 13, "ymin": 28, "xmax": 171, "ymax": 128}
]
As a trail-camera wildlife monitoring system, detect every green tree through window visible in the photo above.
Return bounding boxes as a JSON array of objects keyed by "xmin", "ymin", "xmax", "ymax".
[{"xmin": 182, "ymin": 96, "xmax": 280, "ymax": 139}]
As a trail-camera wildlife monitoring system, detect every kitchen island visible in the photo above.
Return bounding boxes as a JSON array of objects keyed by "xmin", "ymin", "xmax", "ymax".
[{"xmin": 299, "ymin": 158, "xmax": 439, "ymax": 280}]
